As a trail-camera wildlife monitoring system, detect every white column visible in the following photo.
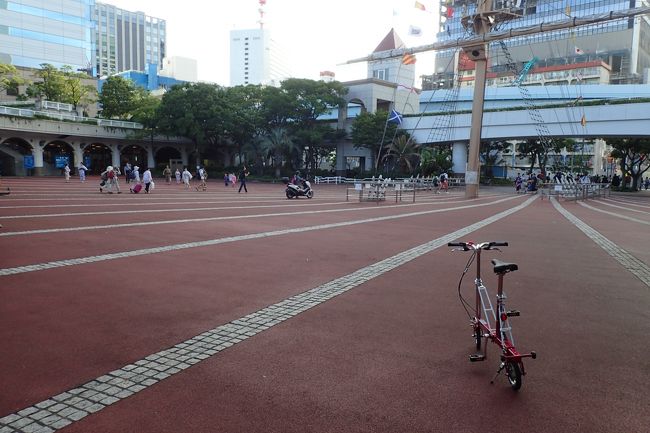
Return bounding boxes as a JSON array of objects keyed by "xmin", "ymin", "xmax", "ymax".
[
  {"xmin": 147, "ymin": 144, "xmax": 155, "ymax": 168},
  {"xmin": 72, "ymin": 143, "xmax": 84, "ymax": 168},
  {"xmin": 452, "ymin": 142, "xmax": 467, "ymax": 175},
  {"xmin": 180, "ymin": 145, "xmax": 189, "ymax": 167},
  {"xmin": 111, "ymin": 144, "xmax": 121, "ymax": 168}
]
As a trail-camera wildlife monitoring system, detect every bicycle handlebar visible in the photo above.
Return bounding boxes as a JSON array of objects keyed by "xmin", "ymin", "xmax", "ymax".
[{"xmin": 447, "ymin": 241, "xmax": 509, "ymax": 250}]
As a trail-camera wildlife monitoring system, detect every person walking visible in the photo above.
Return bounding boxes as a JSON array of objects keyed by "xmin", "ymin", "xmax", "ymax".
[
  {"xmin": 110, "ymin": 166, "xmax": 122, "ymax": 194},
  {"xmin": 182, "ymin": 167, "xmax": 192, "ymax": 189},
  {"xmin": 132, "ymin": 166, "xmax": 141, "ymax": 183},
  {"xmin": 64, "ymin": 164, "xmax": 71, "ymax": 183},
  {"xmin": 195, "ymin": 166, "xmax": 208, "ymax": 191},
  {"xmin": 175, "ymin": 168, "xmax": 181, "ymax": 184},
  {"xmin": 78, "ymin": 163, "xmax": 88, "ymax": 183},
  {"xmin": 515, "ymin": 173, "xmax": 523, "ymax": 193},
  {"xmin": 437, "ymin": 171, "xmax": 448, "ymax": 194},
  {"xmin": 143, "ymin": 167, "xmax": 153, "ymax": 193},
  {"xmin": 163, "ymin": 165, "xmax": 172, "ymax": 184},
  {"xmin": 123, "ymin": 162, "xmax": 132, "ymax": 184},
  {"xmin": 238, "ymin": 166, "xmax": 249, "ymax": 193}
]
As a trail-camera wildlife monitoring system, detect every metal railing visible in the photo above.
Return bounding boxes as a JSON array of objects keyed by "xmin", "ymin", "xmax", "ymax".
[
  {"xmin": 41, "ymin": 100, "xmax": 74, "ymax": 112},
  {"xmin": 0, "ymin": 104, "xmax": 143, "ymax": 129},
  {"xmin": 540, "ymin": 182, "xmax": 611, "ymax": 201}
]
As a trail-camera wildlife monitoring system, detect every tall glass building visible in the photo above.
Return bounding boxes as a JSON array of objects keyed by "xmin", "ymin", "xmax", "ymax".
[
  {"xmin": 0, "ymin": 0, "xmax": 95, "ymax": 73},
  {"xmin": 94, "ymin": 2, "xmax": 166, "ymax": 77},
  {"xmin": 433, "ymin": 0, "xmax": 650, "ymax": 85}
]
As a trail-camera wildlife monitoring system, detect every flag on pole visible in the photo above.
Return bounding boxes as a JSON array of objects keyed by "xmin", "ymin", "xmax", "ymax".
[
  {"xmin": 580, "ymin": 114, "xmax": 587, "ymax": 127},
  {"xmin": 402, "ymin": 53, "xmax": 417, "ymax": 65},
  {"xmin": 388, "ymin": 109, "xmax": 403, "ymax": 125},
  {"xmin": 447, "ymin": 6, "xmax": 454, "ymax": 18},
  {"xmin": 414, "ymin": 1, "xmax": 426, "ymax": 11},
  {"xmin": 409, "ymin": 25, "xmax": 422, "ymax": 36},
  {"xmin": 564, "ymin": 4, "xmax": 571, "ymax": 16}
]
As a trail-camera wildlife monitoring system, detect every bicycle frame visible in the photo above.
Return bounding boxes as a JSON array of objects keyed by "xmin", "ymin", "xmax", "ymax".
[{"xmin": 449, "ymin": 241, "xmax": 536, "ymax": 390}]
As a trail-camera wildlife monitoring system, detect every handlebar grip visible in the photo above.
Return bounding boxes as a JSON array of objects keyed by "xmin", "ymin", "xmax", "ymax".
[
  {"xmin": 489, "ymin": 242, "xmax": 509, "ymax": 247},
  {"xmin": 448, "ymin": 242, "xmax": 465, "ymax": 247}
]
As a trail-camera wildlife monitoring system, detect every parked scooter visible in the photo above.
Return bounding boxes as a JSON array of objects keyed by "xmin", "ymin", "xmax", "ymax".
[{"xmin": 283, "ymin": 174, "xmax": 313, "ymax": 199}]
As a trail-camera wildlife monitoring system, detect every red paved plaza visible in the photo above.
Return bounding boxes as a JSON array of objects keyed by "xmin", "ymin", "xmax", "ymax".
[{"xmin": 0, "ymin": 177, "xmax": 648, "ymax": 433}]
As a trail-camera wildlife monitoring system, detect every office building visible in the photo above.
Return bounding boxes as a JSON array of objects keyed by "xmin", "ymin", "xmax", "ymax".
[
  {"xmin": 229, "ymin": 28, "xmax": 291, "ymax": 86},
  {"xmin": 430, "ymin": 0, "xmax": 650, "ymax": 87},
  {"xmin": 94, "ymin": 2, "xmax": 166, "ymax": 77},
  {"xmin": 0, "ymin": 0, "xmax": 95, "ymax": 73}
]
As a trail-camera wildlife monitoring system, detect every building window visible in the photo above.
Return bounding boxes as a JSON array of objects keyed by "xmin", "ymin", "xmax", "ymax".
[{"xmin": 372, "ymin": 69, "xmax": 389, "ymax": 80}]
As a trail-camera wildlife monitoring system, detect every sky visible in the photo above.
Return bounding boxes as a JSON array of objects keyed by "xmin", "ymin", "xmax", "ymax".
[{"xmin": 105, "ymin": 0, "xmax": 440, "ymax": 86}]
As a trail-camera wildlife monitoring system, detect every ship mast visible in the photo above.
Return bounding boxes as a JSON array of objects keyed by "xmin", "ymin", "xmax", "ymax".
[{"xmin": 344, "ymin": 5, "xmax": 650, "ymax": 199}]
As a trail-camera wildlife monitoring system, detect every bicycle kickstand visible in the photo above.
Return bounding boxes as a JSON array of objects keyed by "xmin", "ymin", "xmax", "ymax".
[{"xmin": 490, "ymin": 362, "xmax": 506, "ymax": 384}]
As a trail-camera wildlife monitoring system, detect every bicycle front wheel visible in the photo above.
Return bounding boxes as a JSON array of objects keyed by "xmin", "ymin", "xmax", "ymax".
[{"xmin": 505, "ymin": 362, "xmax": 522, "ymax": 390}]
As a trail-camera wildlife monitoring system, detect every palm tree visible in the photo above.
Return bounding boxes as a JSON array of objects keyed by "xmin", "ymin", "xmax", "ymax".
[
  {"xmin": 261, "ymin": 128, "xmax": 295, "ymax": 178},
  {"xmin": 382, "ymin": 135, "xmax": 421, "ymax": 175}
]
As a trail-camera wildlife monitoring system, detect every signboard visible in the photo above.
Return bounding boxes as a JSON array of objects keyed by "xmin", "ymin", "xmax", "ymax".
[
  {"xmin": 354, "ymin": 183, "xmax": 362, "ymax": 191},
  {"xmin": 23, "ymin": 155, "xmax": 34, "ymax": 169},
  {"xmin": 55, "ymin": 156, "xmax": 70, "ymax": 168},
  {"xmin": 554, "ymin": 185, "xmax": 563, "ymax": 192}
]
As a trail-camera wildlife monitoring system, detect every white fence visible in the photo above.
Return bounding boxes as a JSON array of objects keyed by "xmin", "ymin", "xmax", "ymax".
[{"xmin": 0, "ymin": 105, "xmax": 143, "ymax": 129}]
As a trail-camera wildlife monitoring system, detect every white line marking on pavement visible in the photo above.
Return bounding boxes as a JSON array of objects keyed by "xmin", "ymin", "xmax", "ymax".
[
  {"xmin": 578, "ymin": 201, "xmax": 650, "ymax": 225},
  {"xmin": 0, "ymin": 196, "xmax": 536, "ymax": 432},
  {"xmin": 0, "ymin": 196, "xmax": 505, "ymax": 237},
  {"xmin": 0, "ymin": 196, "xmax": 523, "ymax": 273},
  {"xmin": 552, "ymin": 198, "xmax": 650, "ymax": 288}
]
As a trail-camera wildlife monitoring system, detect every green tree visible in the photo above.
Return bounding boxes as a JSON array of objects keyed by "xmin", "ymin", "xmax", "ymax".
[
  {"xmin": 261, "ymin": 127, "xmax": 295, "ymax": 177},
  {"xmin": 419, "ymin": 145, "xmax": 452, "ymax": 176},
  {"xmin": 130, "ymin": 93, "xmax": 161, "ymax": 148},
  {"xmin": 98, "ymin": 76, "xmax": 141, "ymax": 119},
  {"xmin": 608, "ymin": 137, "xmax": 650, "ymax": 190},
  {"xmin": 26, "ymin": 63, "xmax": 66, "ymax": 101},
  {"xmin": 480, "ymin": 140, "xmax": 510, "ymax": 178},
  {"xmin": 157, "ymin": 82, "xmax": 229, "ymax": 166},
  {"xmin": 224, "ymin": 85, "xmax": 265, "ymax": 165},
  {"xmin": 351, "ymin": 110, "xmax": 398, "ymax": 173},
  {"xmin": 60, "ymin": 66, "xmax": 96, "ymax": 110},
  {"xmin": 383, "ymin": 135, "xmax": 420, "ymax": 175},
  {"xmin": 278, "ymin": 78, "xmax": 347, "ymax": 171},
  {"xmin": 0, "ymin": 64, "xmax": 26, "ymax": 96}
]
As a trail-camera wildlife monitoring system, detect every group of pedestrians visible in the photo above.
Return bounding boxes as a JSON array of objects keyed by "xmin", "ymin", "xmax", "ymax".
[
  {"xmin": 65, "ymin": 161, "xmax": 252, "ymax": 194},
  {"xmin": 223, "ymin": 166, "xmax": 249, "ymax": 192}
]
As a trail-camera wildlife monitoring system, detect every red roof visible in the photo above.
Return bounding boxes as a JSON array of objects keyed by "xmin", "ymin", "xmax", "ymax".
[{"xmin": 373, "ymin": 28, "xmax": 405, "ymax": 53}]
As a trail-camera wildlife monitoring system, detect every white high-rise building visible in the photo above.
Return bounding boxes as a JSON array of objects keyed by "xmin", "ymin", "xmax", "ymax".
[{"xmin": 229, "ymin": 28, "xmax": 291, "ymax": 87}]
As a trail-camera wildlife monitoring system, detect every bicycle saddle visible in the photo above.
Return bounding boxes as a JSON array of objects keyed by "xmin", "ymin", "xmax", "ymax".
[{"xmin": 491, "ymin": 259, "xmax": 518, "ymax": 274}]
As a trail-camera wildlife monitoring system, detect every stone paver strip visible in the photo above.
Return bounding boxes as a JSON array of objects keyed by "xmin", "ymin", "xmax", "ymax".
[{"xmin": 552, "ymin": 198, "xmax": 650, "ymax": 287}]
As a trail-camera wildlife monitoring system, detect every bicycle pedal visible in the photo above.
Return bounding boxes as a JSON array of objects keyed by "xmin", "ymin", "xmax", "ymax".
[
  {"xmin": 506, "ymin": 310, "xmax": 520, "ymax": 317},
  {"xmin": 469, "ymin": 354, "xmax": 486, "ymax": 362}
]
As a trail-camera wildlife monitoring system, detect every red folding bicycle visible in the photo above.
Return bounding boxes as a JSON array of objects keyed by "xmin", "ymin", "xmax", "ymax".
[{"xmin": 448, "ymin": 241, "xmax": 536, "ymax": 390}]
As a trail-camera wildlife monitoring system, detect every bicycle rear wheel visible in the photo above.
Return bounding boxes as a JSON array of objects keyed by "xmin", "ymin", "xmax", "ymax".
[{"xmin": 505, "ymin": 362, "xmax": 522, "ymax": 390}]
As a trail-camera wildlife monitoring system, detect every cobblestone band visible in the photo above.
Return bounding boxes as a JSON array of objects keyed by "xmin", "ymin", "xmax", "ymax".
[
  {"xmin": 0, "ymin": 196, "xmax": 536, "ymax": 432},
  {"xmin": 552, "ymin": 198, "xmax": 650, "ymax": 287}
]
